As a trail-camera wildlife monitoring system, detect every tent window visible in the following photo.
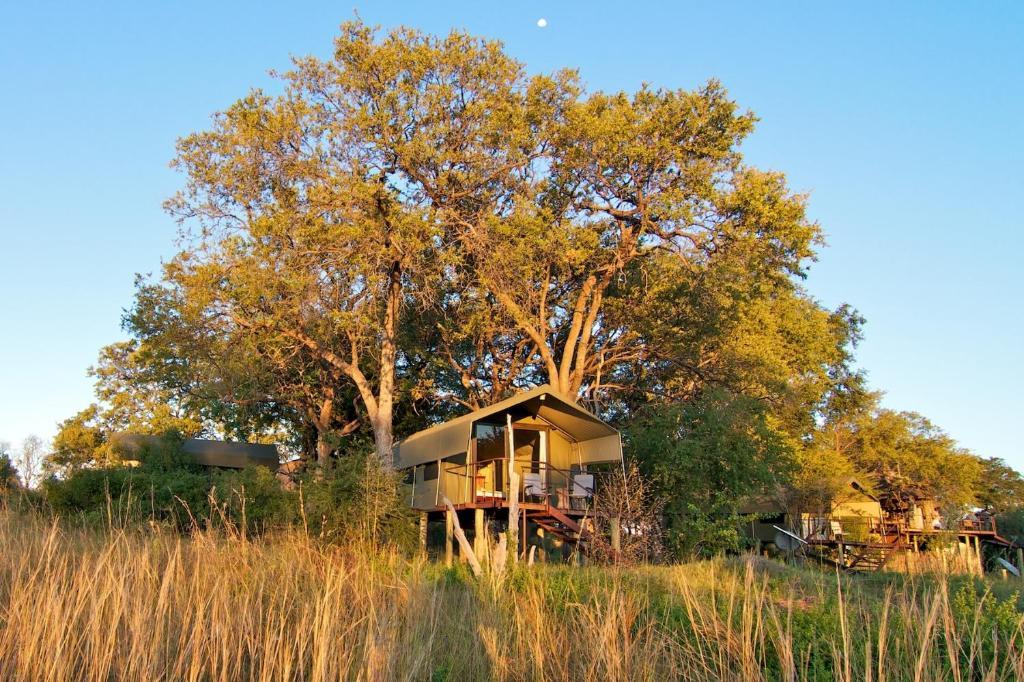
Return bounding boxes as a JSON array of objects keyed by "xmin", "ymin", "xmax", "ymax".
[
  {"xmin": 513, "ymin": 428, "xmax": 542, "ymax": 473},
  {"xmin": 474, "ymin": 423, "xmax": 506, "ymax": 462},
  {"xmin": 423, "ymin": 461, "xmax": 439, "ymax": 481}
]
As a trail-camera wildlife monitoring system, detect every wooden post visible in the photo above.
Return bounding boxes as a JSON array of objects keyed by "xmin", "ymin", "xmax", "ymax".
[
  {"xmin": 610, "ymin": 515, "xmax": 621, "ymax": 562},
  {"xmin": 975, "ymin": 536, "xmax": 984, "ymax": 574},
  {"xmin": 445, "ymin": 507, "xmax": 454, "ymax": 567},
  {"xmin": 444, "ymin": 498, "xmax": 483, "ymax": 576},
  {"xmin": 474, "ymin": 508, "xmax": 485, "ymax": 562},
  {"xmin": 508, "ymin": 468, "xmax": 520, "ymax": 564},
  {"xmin": 837, "ymin": 540, "xmax": 846, "ymax": 568},
  {"xmin": 1016, "ymin": 547, "xmax": 1023, "ymax": 577},
  {"xmin": 520, "ymin": 508, "xmax": 528, "ymax": 560},
  {"xmin": 506, "ymin": 413, "xmax": 519, "ymax": 564},
  {"xmin": 419, "ymin": 512, "xmax": 428, "ymax": 556}
]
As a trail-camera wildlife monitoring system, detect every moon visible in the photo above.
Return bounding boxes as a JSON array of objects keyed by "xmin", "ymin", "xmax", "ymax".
[{"xmin": 537, "ymin": 18, "xmax": 548, "ymax": 28}]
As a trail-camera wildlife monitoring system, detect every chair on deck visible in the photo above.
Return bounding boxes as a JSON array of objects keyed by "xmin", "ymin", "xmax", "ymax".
[
  {"xmin": 523, "ymin": 472, "xmax": 546, "ymax": 503},
  {"xmin": 569, "ymin": 473, "xmax": 594, "ymax": 511}
]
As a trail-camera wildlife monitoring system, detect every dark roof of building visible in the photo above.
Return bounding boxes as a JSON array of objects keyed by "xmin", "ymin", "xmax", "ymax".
[{"xmin": 110, "ymin": 434, "xmax": 280, "ymax": 470}]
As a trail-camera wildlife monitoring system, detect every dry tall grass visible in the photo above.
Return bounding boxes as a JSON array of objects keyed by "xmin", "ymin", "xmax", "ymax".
[{"xmin": 1, "ymin": 509, "xmax": 1023, "ymax": 681}]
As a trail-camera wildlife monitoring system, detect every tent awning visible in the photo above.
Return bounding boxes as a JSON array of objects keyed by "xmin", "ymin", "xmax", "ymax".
[{"xmin": 393, "ymin": 385, "xmax": 621, "ymax": 469}]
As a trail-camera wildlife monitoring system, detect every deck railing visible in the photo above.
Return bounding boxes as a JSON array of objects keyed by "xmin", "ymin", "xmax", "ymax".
[
  {"xmin": 441, "ymin": 457, "xmax": 603, "ymax": 511},
  {"xmin": 802, "ymin": 513, "xmax": 998, "ymax": 544}
]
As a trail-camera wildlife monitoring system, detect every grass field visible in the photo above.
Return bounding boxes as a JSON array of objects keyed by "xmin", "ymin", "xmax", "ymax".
[{"xmin": 1, "ymin": 510, "xmax": 1023, "ymax": 681}]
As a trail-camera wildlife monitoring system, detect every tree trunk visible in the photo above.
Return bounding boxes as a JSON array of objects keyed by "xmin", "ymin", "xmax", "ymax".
[
  {"xmin": 316, "ymin": 432, "xmax": 333, "ymax": 466},
  {"xmin": 372, "ymin": 417, "xmax": 394, "ymax": 469}
]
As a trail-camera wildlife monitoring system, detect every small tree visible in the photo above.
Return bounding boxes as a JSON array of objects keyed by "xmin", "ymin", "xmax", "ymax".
[
  {"xmin": 16, "ymin": 435, "xmax": 47, "ymax": 489},
  {"xmin": 589, "ymin": 462, "xmax": 665, "ymax": 565},
  {"xmin": 629, "ymin": 389, "xmax": 795, "ymax": 559}
]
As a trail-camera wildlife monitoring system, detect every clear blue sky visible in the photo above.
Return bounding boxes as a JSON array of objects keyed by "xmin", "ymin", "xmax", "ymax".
[{"xmin": 1, "ymin": 2, "xmax": 1021, "ymax": 468}]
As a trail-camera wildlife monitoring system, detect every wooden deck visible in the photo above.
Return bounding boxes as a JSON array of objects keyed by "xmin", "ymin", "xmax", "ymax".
[{"xmin": 431, "ymin": 497, "xmax": 592, "ymax": 517}]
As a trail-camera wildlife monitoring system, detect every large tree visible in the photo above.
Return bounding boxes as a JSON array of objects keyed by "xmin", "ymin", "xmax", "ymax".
[
  {"xmin": 976, "ymin": 457, "xmax": 1024, "ymax": 514},
  {"xmin": 164, "ymin": 22, "xmax": 570, "ymax": 464},
  {"xmin": 813, "ymin": 399, "xmax": 983, "ymax": 511}
]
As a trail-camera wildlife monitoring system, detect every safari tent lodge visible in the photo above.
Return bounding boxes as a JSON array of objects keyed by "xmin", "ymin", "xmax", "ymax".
[{"xmin": 393, "ymin": 385, "xmax": 623, "ymax": 561}]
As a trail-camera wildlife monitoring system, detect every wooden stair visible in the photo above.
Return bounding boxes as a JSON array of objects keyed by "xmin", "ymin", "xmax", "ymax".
[
  {"xmin": 842, "ymin": 541, "xmax": 902, "ymax": 572},
  {"xmin": 527, "ymin": 508, "xmax": 591, "ymax": 546}
]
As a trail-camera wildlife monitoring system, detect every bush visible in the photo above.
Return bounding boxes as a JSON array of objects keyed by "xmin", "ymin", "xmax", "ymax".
[
  {"xmin": 211, "ymin": 465, "xmax": 296, "ymax": 533},
  {"xmin": 298, "ymin": 453, "xmax": 417, "ymax": 549},
  {"xmin": 41, "ymin": 433, "xmax": 416, "ymax": 548},
  {"xmin": 627, "ymin": 389, "xmax": 795, "ymax": 559},
  {"xmin": 43, "ymin": 434, "xmax": 215, "ymax": 528}
]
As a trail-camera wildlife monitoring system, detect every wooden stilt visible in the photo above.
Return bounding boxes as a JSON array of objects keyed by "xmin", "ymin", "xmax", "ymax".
[
  {"xmin": 445, "ymin": 507, "xmax": 454, "ymax": 567},
  {"xmin": 419, "ymin": 512, "xmax": 428, "ymax": 556},
  {"xmin": 506, "ymin": 413, "xmax": 519, "ymax": 564},
  {"xmin": 474, "ymin": 508, "xmax": 485, "ymax": 562},
  {"xmin": 1016, "ymin": 547, "xmax": 1023, "ymax": 577},
  {"xmin": 520, "ymin": 508, "xmax": 527, "ymax": 560},
  {"xmin": 610, "ymin": 515, "xmax": 621, "ymax": 562}
]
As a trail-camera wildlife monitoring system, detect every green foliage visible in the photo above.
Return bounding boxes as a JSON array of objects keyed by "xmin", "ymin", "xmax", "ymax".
[
  {"xmin": 42, "ymin": 433, "xmax": 414, "ymax": 546},
  {"xmin": 950, "ymin": 581, "xmax": 1021, "ymax": 671},
  {"xmin": 995, "ymin": 509, "xmax": 1024, "ymax": 546},
  {"xmin": 298, "ymin": 454, "xmax": 417, "ymax": 549},
  {"xmin": 628, "ymin": 388, "xmax": 796, "ymax": 558},
  {"xmin": 43, "ymin": 434, "xmax": 212, "ymax": 527},
  {"xmin": 976, "ymin": 457, "xmax": 1024, "ymax": 513},
  {"xmin": 211, "ymin": 465, "xmax": 296, "ymax": 533},
  {"xmin": 0, "ymin": 451, "xmax": 18, "ymax": 492},
  {"xmin": 818, "ymin": 400, "xmax": 984, "ymax": 511},
  {"xmin": 50, "ymin": 405, "xmax": 108, "ymax": 472}
]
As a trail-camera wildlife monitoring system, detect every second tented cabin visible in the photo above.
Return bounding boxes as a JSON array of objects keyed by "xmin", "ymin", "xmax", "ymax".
[
  {"xmin": 743, "ymin": 478, "xmax": 885, "ymax": 549},
  {"xmin": 393, "ymin": 385, "xmax": 623, "ymax": 560}
]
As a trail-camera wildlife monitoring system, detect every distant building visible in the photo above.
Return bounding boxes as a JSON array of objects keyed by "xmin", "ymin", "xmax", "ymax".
[{"xmin": 110, "ymin": 434, "xmax": 280, "ymax": 470}]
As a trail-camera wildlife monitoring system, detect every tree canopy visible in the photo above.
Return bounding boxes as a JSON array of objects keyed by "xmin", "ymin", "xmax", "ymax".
[{"xmin": 47, "ymin": 20, "xmax": 1022, "ymax": 555}]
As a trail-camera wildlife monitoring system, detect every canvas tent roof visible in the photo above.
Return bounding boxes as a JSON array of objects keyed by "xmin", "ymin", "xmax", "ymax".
[{"xmin": 393, "ymin": 384, "xmax": 621, "ymax": 469}]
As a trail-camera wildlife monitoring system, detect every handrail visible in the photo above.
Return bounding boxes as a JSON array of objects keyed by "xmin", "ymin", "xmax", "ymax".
[{"xmin": 440, "ymin": 456, "xmax": 608, "ymax": 509}]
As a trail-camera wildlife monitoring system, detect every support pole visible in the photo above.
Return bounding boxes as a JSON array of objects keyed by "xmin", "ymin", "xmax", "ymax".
[
  {"xmin": 520, "ymin": 509, "xmax": 527, "ymax": 560},
  {"xmin": 506, "ymin": 413, "xmax": 519, "ymax": 564},
  {"xmin": 1016, "ymin": 547, "xmax": 1023, "ymax": 578},
  {"xmin": 474, "ymin": 508, "xmax": 485, "ymax": 562},
  {"xmin": 419, "ymin": 512, "xmax": 428, "ymax": 556},
  {"xmin": 445, "ymin": 507, "xmax": 454, "ymax": 567}
]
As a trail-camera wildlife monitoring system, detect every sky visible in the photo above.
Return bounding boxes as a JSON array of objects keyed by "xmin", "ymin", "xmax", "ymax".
[{"xmin": 0, "ymin": 2, "xmax": 1021, "ymax": 468}]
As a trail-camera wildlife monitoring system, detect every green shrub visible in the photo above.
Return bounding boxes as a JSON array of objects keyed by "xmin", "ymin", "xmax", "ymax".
[
  {"xmin": 42, "ymin": 434, "xmax": 415, "ymax": 548},
  {"xmin": 298, "ymin": 453, "xmax": 417, "ymax": 549}
]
